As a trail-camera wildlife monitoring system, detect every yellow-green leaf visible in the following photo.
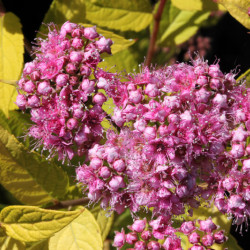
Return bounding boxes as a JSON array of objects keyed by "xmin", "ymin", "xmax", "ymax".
[
  {"xmin": 191, "ymin": 205, "xmax": 232, "ymax": 233},
  {"xmin": 179, "ymin": 204, "xmax": 234, "ymax": 250},
  {"xmin": 0, "ymin": 206, "xmax": 84, "ymax": 243},
  {"xmin": 91, "ymin": 206, "xmax": 114, "ymax": 241},
  {"xmin": 223, "ymin": 233, "xmax": 242, "ymax": 250},
  {"xmin": 0, "ymin": 125, "xmax": 69, "ymax": 206},
  {"xmin": 158, "ymin": 1, "xmax": 210, "ymax": 46},
  {"xmin": 0, "ymin": 12, "xmax": 24, "ymax": 117},
  {"xmin": 41, "ymin": 0, "xmax": 87, "ymax": 31},
  {"xmin": 26, "ymin": 239, "xmax": 49, "ymax": 250},
  {"xmin": 0, "ymin": 237, "xmax": 26, "ymax": 250},
  {"xmin": 217, "ymin": 0, "xmax": 250, "ymax": 28},
  {"xmin": 99, "ymin": 48, "xmax": 138, "ymax": 74},
  {"xmin": 237, "ymin": 68, "xmax": 250, "ymax": 87},
  {"xmin": 49, "ymin": 207, "xmax": 103, "ymax": 250},
  {"xmin": 80, "ymin": 24, "xmax": 135, "ymax": 54},
  {"xmin": 171, "ymin": 0, "xmax": 226, "ymax": 11},
  {"xmin": 85, "ymin": 0, "xmax": 153, "ymax": 32}
]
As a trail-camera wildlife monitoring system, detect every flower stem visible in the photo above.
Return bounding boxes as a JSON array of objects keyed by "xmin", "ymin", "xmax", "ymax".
[
  {"xmin": 46, "ymin": 198, "xmax": 90, "ymax": 210},
  {"xmin": 145, "ymin": 0, "xmax": 167, "ymax": 67}
]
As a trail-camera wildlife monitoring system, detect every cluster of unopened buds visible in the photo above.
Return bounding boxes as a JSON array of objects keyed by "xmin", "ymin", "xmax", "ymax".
[
  {"xmin": 17, "ymin": 21, "xmax": 249, "ymax": 249},
  {"xmin": 114, "ymin": 217, "xmax": 227, "ymax": 249}
]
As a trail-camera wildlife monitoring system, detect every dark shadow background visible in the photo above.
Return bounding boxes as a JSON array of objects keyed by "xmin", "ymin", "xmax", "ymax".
[{"xmin": 1, "ymin": 0, "xmax": 250, "ymax": 249}]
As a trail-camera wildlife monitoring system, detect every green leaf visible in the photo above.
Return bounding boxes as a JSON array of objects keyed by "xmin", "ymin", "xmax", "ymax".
[
  {"xmin": 41, "ymin": 0, "xmax": 87, "ymax": 31},
  {"xmin": 80, "ymin": 24, "xmax": 135, "ymax": 54},
  {"xmin": 26, "ymin": 239, "xmax": 49, "ymax": 250},
  {"xmin": 217, "ymin": 0, "xmax": 250, "ymax": 29},
  {"xmin": 171, "ymin": 0, "xmax": 226, "ymax": 11},
  {"xmin": 109, "ymin": 208, "xmax": 133, "ymax": 236},
  {"xmin": 223, "ymin": 233, "xmax": 242, "ymax": 250},
  {"xmin": 191, "ymin": 205, "xmax": 232, "ymax": 233},
  {"xmin": 99, "ymin": 48, "xmax": 138, "ymax": 73},
  {"xmin": 0, "ymin": 125, "xmax": 69, "ymax": 206},
  {"xmin": 91, "ymin": 206, "xmax": 114, "ymax": 241},
  {"xmin": 237, "ymin": 68, "xmax": 250, "ymax": 87},
  {"xmin": 158, "ymin": 1, "xmax": 210, "ymax": 46},
  {"xmin": 49, "ymin": 207, "xmax": 103, "ymax": 250},
  {"xmin": 0, "ymin": 12, "xmax": 24, "ymax": 117},
  {"xmin": 0, "ymin": 206, "xmax": 84, "ymax": 243},
  {"xmin": 0, "ymin": 110, "xmax": 32, "ymax": 147},
  {"xmin": 0, "ymin": 237, "xmax": 26, "ymax": 250},
  {"xmin": 85, "ymin": 0, "xmax": 153, "ymax": 32},
  {"xmin": 174, "ymin": 204, "xmax": 235, "ymax": 250}
]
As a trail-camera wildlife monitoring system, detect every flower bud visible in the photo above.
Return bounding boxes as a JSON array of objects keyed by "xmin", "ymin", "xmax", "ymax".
[
  {"xmin": 202, "ymin": 234, "xmax": 214, "ymax": 247},
  {"xmin": 23, "ymin": 80, "xmax": 36, "ymax": 93},
  {"xmin": 113, "ymin": 230, "xmax": 125, "ymax": 248},
  {"xmin": 56, "ymin": 74, "xmax": 69, "ymax": 87},
  {"xmin": 16, "ymin": 94, "xmax": 27, "ymax": 110},
  {"xmin": 180, "ymin": 221, "xmax": 196, "ymax": 235},
  {"xmin": 70, "ymin": 51, "xmax": 83, "ymax": 63},
  {"xmin": 93, "ymin": 92, "xmax": 107, "ymax": 105},
  {"xmin": 130, "ymin": 219, "xmax": 146, "ymax": 233},
  {"xmin": 188, "ymin": 232, "xmax": 200, "ymax": 244},
  {"xmin": 81, "ymin": 79, "xmax": 95, "ymax": 94},
  {"xmin": 28, "ymin": 95, "xmax": 40, "ymax": 108},
  {"xmin": 213, "ymin": 230, "xmax": 227, "ymax": 244},
  {"xmin": 113, "ymin": 159, "xmax": 126, "ymax": 172},
  {"xmin": 96, "ymin": 37, "xmax": 113, "ymax": 54},
  {"xmin": 126, "ymin": 232, "xmax": 138, "ymax": 244},
  {"xmin": 99, "ymin": 166, "xmax": 111, "ymax": 178},
  {"xmin": 109, "ymin": 176, "xmax": 125, "ymax": 191},
  {"xmin": 90, "ymin": 157, "xmax": 103, "ymax": 170},
  {"xmin": 67, "ymin": 118, "xmax": 78, "ymax": 130},
  {"xmin": 37, "ymin": 81, "xmax": 52, "ymax": 96},
  {"xmin": 83, "ymin": 26, "xmax": 99, "ymax": 40},
  {"xmin": 199, "ymin": 218, "xmax": 217, "ymax": 233},
  {"xmin": 71, "ymin": 37, "xmax": 84, "ymax": 49}
]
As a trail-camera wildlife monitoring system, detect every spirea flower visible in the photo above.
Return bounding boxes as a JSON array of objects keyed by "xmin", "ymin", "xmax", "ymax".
[
  {"xmin": 77, "ymin": 57, "xmax": 249, "ymax": 225},
  {"xmin": 16, "ymin": 21, "xmax": 120, "ymax": 161}
]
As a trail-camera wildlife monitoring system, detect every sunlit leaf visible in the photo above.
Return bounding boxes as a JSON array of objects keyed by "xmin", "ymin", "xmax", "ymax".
[
  {"xmin": 0, "ymin": 125, "xmax": 69, "ymax": 205},
  {"xmin": 0, "ymin": 237, "xmax": 26, "ymax": 250},
  {"xmin": 99, "ymin": 48, "xmax": 138, "ymax": 74},
  {"xmin": 85, "ymin": 0, "xmax": 153, "ymax": 32},
  {"xmin": 0, "ymin": 12, "xmax": 24, "ymax": 117},
  {"xmin": 0, "ymin": 206, "xmax": 84, "ymax": 242},
  {"xmin": 49, "ymin": 207, "xmax": 103, "ymax": 250},
  {"xmin": 27, "ymin": 239, "xmax": 49, "ymax": 250},
  {"xmin": 0, "ymin": 110, "xmax": 32, "ymax": 147},
  {"xmin": 171, "ymin": 0, "xmax": 226, "ymax": 11},
  {"xmin": 223, "ymin": 233, "xmax": 242, "ymax": 250},
  {"xmin": 91, "ymin": 206, "xmax": 114, "ymax": 241},
  {"xmin": 40, "ymin": 0, "xmax": 86, "ymax": 32},
  {"xmin": 217, "ymin": 0, "xmax": 250, "ymax": 29},
  {"xmin": 191, "ymin": 205, "xmax": 232, "ymax": 233},
  {"xmin": 158, "ymin": 1, "xmax": 210, "ymax": 46},
  {"xmin": 237, "ymin": 68, "xmax": 250, "ymax": 87}
]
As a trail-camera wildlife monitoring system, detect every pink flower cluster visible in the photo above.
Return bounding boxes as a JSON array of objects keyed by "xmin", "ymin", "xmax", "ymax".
[
  {"xmin": 77, "ymin": 58, "xmax": 250, "ymax": 226},
  {"xmin": 16, "ymin": 21, "xmax": 249, "ymax": 249},
  {"xmin": 16, "ymin": 21, "xmax": 119, "ymax": 161},
  {"xmin": 180, "ymin": 218, "xmax": 227, "ymax": 249},
  {"xmin": 113, "ymin": 217, "xmax": 227, "ymax": 249}
]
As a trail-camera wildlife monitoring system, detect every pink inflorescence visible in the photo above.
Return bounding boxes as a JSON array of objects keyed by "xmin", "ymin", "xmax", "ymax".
[
  {"xmin": 76, "ymin": 57, "xmax": 250, "ymax": 226},
  {"xmin": 113, "ymin": 217, "xmax": 227, "ymax": 249},
  {"xmin": 16, "ymin": 21, "xmax": 121, "ymax": 161}
]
